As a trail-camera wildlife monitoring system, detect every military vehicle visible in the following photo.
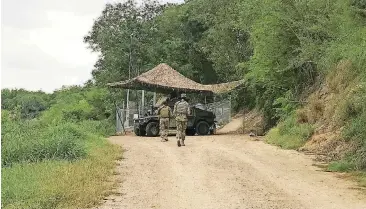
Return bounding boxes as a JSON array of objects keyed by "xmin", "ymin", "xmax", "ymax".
[{"xmin": 134, "ymin": 96, "xmax": 216, "ymax": 137}]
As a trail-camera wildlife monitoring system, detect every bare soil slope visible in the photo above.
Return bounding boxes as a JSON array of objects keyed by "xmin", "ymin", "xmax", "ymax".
[
  {"xmin": 94, "ymin": 135, "xmax": 365, "ymax": 209},
  {"xmin": 217, "ymin": 115, "xmax": 244, "ymax": 134}
]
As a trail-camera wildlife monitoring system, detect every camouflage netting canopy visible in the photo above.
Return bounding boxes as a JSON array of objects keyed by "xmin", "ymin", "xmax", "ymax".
[{"xmin": 107, "ymin": 63, "xmax": 245, "ymax": 94}]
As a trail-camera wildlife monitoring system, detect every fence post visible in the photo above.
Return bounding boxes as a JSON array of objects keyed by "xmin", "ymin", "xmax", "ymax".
[
  {"xmin": 122, "ymin": 101, "xmax": 126, "ymax": 129},
  {"xmin": 229, "ymin": 95, "xmax": 232, "ymax": 122},
  {"xmin": 116, "ymin": 107, "xmax": 120, "ymax": 134},
  {"xmin": 116, "ymin": 105, "xmax": 125, "ymax": 135}
]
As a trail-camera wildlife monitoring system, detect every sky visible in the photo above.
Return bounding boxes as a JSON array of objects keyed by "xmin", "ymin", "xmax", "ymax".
[{"xmin": 1, "ymin": 0, "xmax": 183, "ymax": 93}]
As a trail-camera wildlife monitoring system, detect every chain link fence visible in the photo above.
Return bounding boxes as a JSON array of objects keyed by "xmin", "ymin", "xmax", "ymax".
[
  {"xmin": 206, "ymin": 99, "xmax": 231, "ymax": 125},
  {"xmin": 115, "ymin": 101, "xmax": 139, "ymax": 134}
]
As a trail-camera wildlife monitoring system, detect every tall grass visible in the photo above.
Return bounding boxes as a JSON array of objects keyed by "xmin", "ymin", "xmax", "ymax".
[
  {"xmin": 1, "ymin": 110, "xmax": 121, "ymax": 208},
  {"xmin": 340, "ymin": 86, "xmax": 366, "ymax": 170},
  {"xmin": 2, "ymin": 139, "xmax": 121, "ymax": 209},
  {"xmin": 2, "ymin": 120, "xmax": 84, "ymax": 167}
]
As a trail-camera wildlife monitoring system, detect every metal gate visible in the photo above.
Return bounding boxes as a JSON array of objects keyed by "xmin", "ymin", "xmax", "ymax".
[
  {"xmin": 116, "ymin": 107, "xmax": 139, "ymax": 134},
  {"xmin": 115, "ymin": 100, "xmax": 139, "ymax": 134},
  {"xmin": 206, "ymin": 99, "xmax": 231, "ymax": 125}
]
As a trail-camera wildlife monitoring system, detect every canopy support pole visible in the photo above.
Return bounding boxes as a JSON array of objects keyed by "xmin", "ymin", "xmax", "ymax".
[
  {"xmin": 141, "ymin": 90, "xmax": 145, "ymax": 116},
  {"xmin": 125, "ymin": 33, "xmax": 134, "ymax": 128},
  {"xmin": 153, "ymin": 91, "xmax": 156, "ymax": 106},
  {"xmin": 126, "ymin": 90, "xmax": 130, "ymax": 127}
]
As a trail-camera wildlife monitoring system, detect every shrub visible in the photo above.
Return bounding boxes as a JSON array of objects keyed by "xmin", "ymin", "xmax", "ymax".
[
  {"xmin": 342, "ymin": 113, "xmax": 366, "ymax": 170},
  {"xmin": 40, "ymin": 99, "xmax": 95, "ymax": 125},
  {"xmin": 266, "ymin": 113, "xmax": 314, "ymax": 149},
  {"xmin": 77, "ymin": 120, "xmax": 115, "ymax": 137},
  {"xmin": 328, "ymin": 161, "xmax": 356, "ymax": 172}
]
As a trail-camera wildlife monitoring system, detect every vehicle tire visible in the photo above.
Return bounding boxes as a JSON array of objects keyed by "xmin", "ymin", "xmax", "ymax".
[
  {"xmin": 146, "ymin": 121, "xmax": 159, "ymax": 137},
  {"xmin": 140, "ymin": 129, "xmax": 146, "ymax": 136},
  {"xmin": 134, "ymin": 127, "xmax": 141, "ymax": 136},
  {"xmin": 135, "ymin": 128, "xmax": 146, "ymax": 136},
  {"xmin": 186, "ymin": 129, "xmax": 196, "ymax": 136},
  {"xmin": 196, "ymin": 121, "xmax": 210, "ymax": 135}
]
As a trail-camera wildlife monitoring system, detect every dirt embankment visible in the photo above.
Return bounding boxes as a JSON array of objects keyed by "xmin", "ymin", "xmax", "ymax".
[
  {"xmin": 217, "ymin": 110, "xmax": 265, "ymax": 136},
  {"xmin": 297, "ymin": 61, "xmax": 362, "ymax": 162}
]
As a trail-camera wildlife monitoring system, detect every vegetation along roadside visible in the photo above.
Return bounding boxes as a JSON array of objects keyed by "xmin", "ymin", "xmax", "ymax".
[{"xmin": 2, "ymin": 0, "xmax": 366, "ymax": 207}]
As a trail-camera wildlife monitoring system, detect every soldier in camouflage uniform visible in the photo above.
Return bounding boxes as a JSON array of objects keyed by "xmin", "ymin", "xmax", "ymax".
[
  {"xmin": 173, "ymin": 93, "xmax": 190, "ymax": 147},
  {"xmin": 157, "ymin": 100, "xmax": 172, "ymax": 142}
]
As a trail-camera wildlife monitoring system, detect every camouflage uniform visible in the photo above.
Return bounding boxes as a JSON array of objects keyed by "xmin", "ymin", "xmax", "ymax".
[
  {"xmin": 158, "ymin": 104, "xmax": 171, "ymax": 142},
  {"xmin": 173, "ymin": 97, "xmax": 190, "ymax": 146}
]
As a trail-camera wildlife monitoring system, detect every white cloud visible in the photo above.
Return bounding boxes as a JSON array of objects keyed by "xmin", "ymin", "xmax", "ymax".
[{"xmin": 1, "ymin": 0, "xmax": 183, "ymax": 93}]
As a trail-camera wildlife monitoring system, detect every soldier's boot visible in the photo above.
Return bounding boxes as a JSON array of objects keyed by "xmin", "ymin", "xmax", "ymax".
[
  {"xmin": 181, "ymin": 139, "xmax": 185, "ymax": 146},
  {"xmin": 176, "ymin": 131, "xmax": 181, "ymax": 147}
]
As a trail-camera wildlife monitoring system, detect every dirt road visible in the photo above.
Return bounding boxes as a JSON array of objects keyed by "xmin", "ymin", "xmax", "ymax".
[{"xmin": 95, "ymin": 134, "xmax": 366, "ymax": 209}]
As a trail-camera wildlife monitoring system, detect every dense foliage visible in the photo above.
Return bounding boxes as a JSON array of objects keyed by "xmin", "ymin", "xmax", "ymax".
[
  {"xmin": 2, "ymin": 0, "xmax": 366, "ymax": 207},
  {"xmin": 84, "ymin": 0, "xmax": 365, "ymax": 127},
  {"xmin": 84, "ymin": 0, "xmax": 365, "ymax": 170}
]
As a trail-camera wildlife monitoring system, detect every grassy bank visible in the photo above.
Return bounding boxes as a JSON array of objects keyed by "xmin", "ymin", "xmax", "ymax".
[
  {"xmin": 264, "ymin": 63, "xmax": 366, "ymax": 186},
  {"xmin": 1, "ymin": 87, "xmax": 122, "ymax": 209},
  {"xmin": 266, "ymin": 113, "xmax": 314, "ymax": 150},
  {"xmin": 2, "ymin": 140, "xmax": 121, "ymax": 209},
  {"xmin": 1, "ymin": 120, "xmax": 121, "ymax": 209}
]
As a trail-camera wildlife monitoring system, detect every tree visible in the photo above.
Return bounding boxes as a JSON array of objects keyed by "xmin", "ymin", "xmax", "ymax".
[
  {"xmin": 84, "ymin": 0, "xmax": 167, "ymax": 85},
  {"xmin": 1, "ymin": 89, "xmax": 51, "ymax": 119}
]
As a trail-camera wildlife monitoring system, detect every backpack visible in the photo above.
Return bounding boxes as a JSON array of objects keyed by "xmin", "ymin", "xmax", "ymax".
[{"xmin": 160, "ymin": 106, "xmax": 170, "ymax": 118}]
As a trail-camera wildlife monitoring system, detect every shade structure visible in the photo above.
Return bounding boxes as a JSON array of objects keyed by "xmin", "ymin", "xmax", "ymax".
[{"xmin": 107, "ymin": 63, "xmax": 245, "ymax": 94}]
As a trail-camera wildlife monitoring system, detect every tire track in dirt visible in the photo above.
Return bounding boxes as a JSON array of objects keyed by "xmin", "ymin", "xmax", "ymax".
[{"xmin": 93, "ymin": 135, "xmax": 366, "ymax": 209}]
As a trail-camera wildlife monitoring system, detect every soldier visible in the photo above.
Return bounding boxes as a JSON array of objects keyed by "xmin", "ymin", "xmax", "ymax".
[
  {"xmin": 173, "ymin": 93, "xmax": 191, "ymax": 147},
  {"xmin": 157, "ymin": 100, "xmax": 172, "ymax": 142}
]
